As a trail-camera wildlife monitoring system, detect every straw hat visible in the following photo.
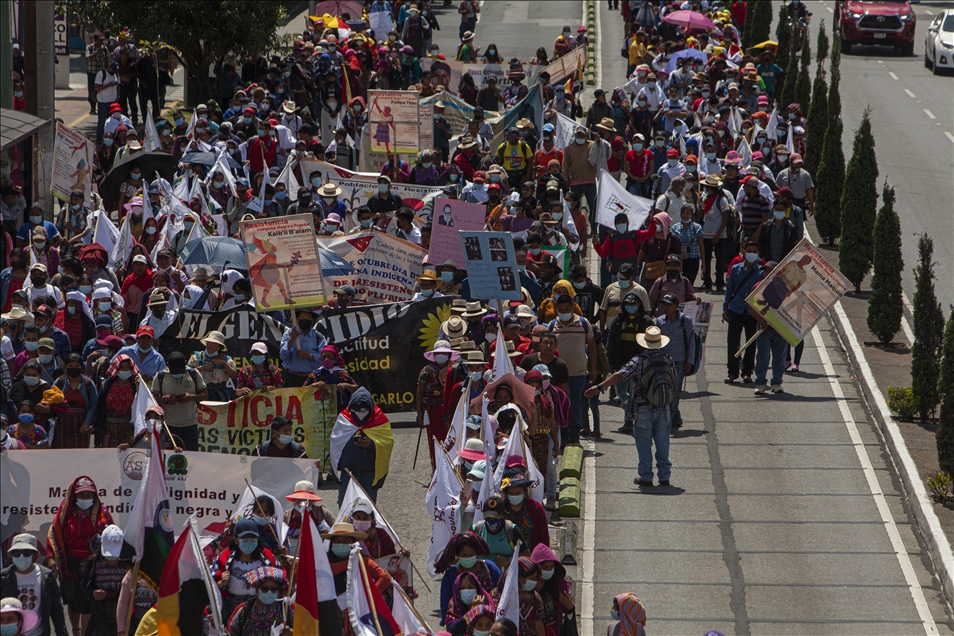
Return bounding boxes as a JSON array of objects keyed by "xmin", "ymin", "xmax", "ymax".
[
  {"xmin": 319, "ymin": 182, "xmax": 342, "ymax": 197},
  {"xmin": 595, "ymin": 117, "xmax": 616, "ymax": 132},
  {"xmin": 635, "ymin": 325, "xmax": 670, "ymax": 349},
  {"xmin": 320, "ymin": 522, "xmax": 368, "ymax": 541},
  {"xmin": 417, "ymin": 269, "xmax": 439, "ymax": 282},
  {"xmin": 462, "ymin": 301, "xmax": 487, "ymax": 318},
  {"xmin": 146, "ymin": 289, "xmax": 168, "ymax": 307},
  {"xmin": 200, "ymin": 330, "xmax": 227, "ymax": 350},
  {"xmin": 442, "ymin": 316, "xmax": 467, "ymax": 339}
]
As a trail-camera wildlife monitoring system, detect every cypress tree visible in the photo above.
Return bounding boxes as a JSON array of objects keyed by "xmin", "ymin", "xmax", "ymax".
[
  {"xmin": 816, "ymin": 19, "xmax": 830, "ymax": 66},
  {"xmin": 838, "ymin": 108, "xmax": 879, "ymax": 292},
  {"xmin": 794, "ymin": 33, "xmax": 812, "ymax": 113},
  {"xmin": 744, "ymin": 0, "xmax": 773, "ymax": 50},
  {"xmin": 937, "ymin": 311, "xmax": 954, "ymax": 475},
  {"xmin": 867, "ymin": 183, "xmax": 904, "ymax": 345},
  {"xmin": 757, "ymin": 0, "xmax": 775, "ymax": 46},
  {"xmin": 742, "ymin": 0, "xmax": 758, "ymax": 50},
  {"xmin": 778, "ymin": 29, "xmax": 799, "ymax": 108},
  {"xmin": 804, "ymin": 68, "xmax": 828, "ymax": 178},
  {"xmin": 774, "ymin": 4, "xmax": 793, "ymax": 97},
  {"xmin": 911, "ymin": 234, "xmax": 946, "ymax": 421},
  {"xmin": 813, "ymin": 36, "xmax": 844, "ymax": 245}
]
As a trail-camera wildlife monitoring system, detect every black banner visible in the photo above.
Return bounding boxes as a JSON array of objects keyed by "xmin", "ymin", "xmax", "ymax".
[{"xmin": 161, "ymin": 298, "xmax": 454, "ymax": 413}]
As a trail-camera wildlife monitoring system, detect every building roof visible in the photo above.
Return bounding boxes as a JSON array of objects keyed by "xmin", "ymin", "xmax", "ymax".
[{"xmin": 1, "ymin": 108, "xmax": 52, "ymax": 151}]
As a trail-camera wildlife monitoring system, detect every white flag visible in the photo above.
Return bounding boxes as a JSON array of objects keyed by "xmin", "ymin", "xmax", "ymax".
[
  {"xmin": 764, "ymin": 106, "xmax": 778, "ymax": 141},
  {"xmin": 144, "ymin": 108, "xmax": 161, "ymax": 152},
  {"xmin": 275, "ymin": 158, "xmax": 301, "ymax": 202},
  {"xmin": 553, "ymin": 111, "xmax": 577, "ymax": 151},
  {"xmin": 493, "ymin": 411, "xmax": 545, "ymax": 503},
  {"xmin": 443, "ymin": 387, "xmax": 471, "ymax": 461},
  {"xmin": 390, "ymin": 582, "xmax": 432, "ymax": 635},
  {"xmin": 786, "ymin": 128, "xmax": 795, "ymax": 155},
  {"xmin": 471, "ymin": 448, "xmax": 495, "ymax": 526},
  {"xmin": 737, "ymin": 137, "xmax": 752, "ymax": 168},
  {"xmin": 214, "ymin": 152, "xmax": 238, "ymax": 197},
  {"xmin": 91, "ymin": 209, "xmax": 119, "ymax": 258},
  {"xmin": 247, "ymin": 168, "xmax": 272, "ymax": 213},
  {"xmin": 594, "ymin": 169, "xmax": 652, "ymax": 231},
  {"xmin": 728, "ymin": 106, "xmax": 743, "ymax": 138},
  {"xmin": 495, "ymin": 545, "xmax": 522, "ymax": 624},
  {"xmin": 110, "ymin": 216, "xmax": 133, "ymax": 269},
  {"xmin": 172, "ymin": 173, "xmax": 191, "ymax": 203},
  {"xmin": 425, "ymin": 439, "xmax": 463, "ymax": 577},
  {"xmin": 491, "ymin": 328, "xmax": 513, "ymax": 381},
  {"xmin": 131, "ymin": 374, "xmax": 160, "ymax": 434},
  {"xmin": 334, "ymin": 478, "xmax": 402, "ymax": 547},
  {"xmin": 230, "ymin": 485, "xmax": 289, "ymax": 546}
]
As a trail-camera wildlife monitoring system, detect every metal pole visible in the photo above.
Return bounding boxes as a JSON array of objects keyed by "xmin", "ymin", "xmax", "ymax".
[{"xmin": 0, "ymin": 2, "xmax": 13, "ymax": 109}]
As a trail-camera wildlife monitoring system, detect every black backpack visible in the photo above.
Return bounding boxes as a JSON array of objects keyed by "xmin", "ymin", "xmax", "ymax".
[{"xmin": 639, "ymin": 354, "xmax": 677, "ymax": 407}]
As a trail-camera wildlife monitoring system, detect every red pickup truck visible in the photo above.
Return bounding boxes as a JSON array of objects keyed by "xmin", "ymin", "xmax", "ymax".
[{"xmin": 835, "ymin": 0, "xmax": 917, "ymax": 55}]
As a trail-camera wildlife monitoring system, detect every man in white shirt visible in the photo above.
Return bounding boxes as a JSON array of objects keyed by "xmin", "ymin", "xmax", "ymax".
[
  {"xmin": 634, "ymin": 73, "xmax": 665, "ymax": 111},
  {"xmin": 94, "ymin": 61, "xmax": 120, "ymax": 144}
]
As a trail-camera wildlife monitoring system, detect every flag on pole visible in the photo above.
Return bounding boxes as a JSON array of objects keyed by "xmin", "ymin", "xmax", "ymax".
[
  {"xmin": 247, "ymin": 166, "xmax": 272, "ymax": 214},
  {"xmin": 491, "ymin": 328, "xmax": 512, "ymax": 381},
  {"xmin": 230, "ymin": 485, "xmax": 289, "ymax": 547},
  {"xmin": 275, "ymin": 158, "xmax": 302, "ymax": 202},
  {"xmin": 91, "ymin": 210, "xmax": 120, "ymax": 259},
  {"xmin": 347, "ymin": 546, "xmax": 403, "ymax": 636},
  {"xmin": 144, "ymin": 108, "xmax": 161, "ymax": 152},
  {"xmin": 214, "ymin": 152, "xmax": 238, "ymax": 197},
  {"xmin": 442, "ymin": 387, "xmax": 470, "ymax": 461},
  {"xmin": 156, "ymin": 520, "xmax": 225, "ymax": 636},
  {"xmin": 390, "ymin": 581, "xmax": 433, "ymax": 635},
  {"xmin": 110, "ymin": 216, "xmax": 133, "ymax": 269},
  {"xmin": 293, "ymin": 514, "xmax": 336, "ymax": 635},
  {"xmin": 334, "ymin": 478, "xmax": 402, "ymax": 547},
  {"xmin": 120, "ymin": 425, "xmax": 174, "ymax": 587},
  {"xmin": 471, "ymin": 448, "xmax": 495, "ymax": 526},
  {"xmin": 737, "ymin": 137, "xmax": 752, "ymax": 168},
  {"xmin": 493, "ymin": 412, "xmax": 544, "ymax": 503},
  {"xmin": 764, "ymin": 106, "xmax": 779, "ymax": 141},
  {"xmin": 131, "ymin": 374, "xmax": 160, "ymax": 434},
  {"xmin": 425, "ymin": 438, "xmax": 462, "ymax": 577},
  {"xmin": 785, "ymin": 127, "xmax": 795, "ymax": 155},
  {"xmin": 172, "ymin": 173, "xmax": 191, "ymax": 204},
  {"xmin": 495, "ymin": 547, "xmax": 522, "ymax": 625},
  {"xmin": 594, "ymin": 169, "xmax": 653, "ymax": 231}
]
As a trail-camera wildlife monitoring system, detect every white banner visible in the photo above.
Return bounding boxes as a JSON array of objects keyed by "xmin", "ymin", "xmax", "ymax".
[
  {"xmin": 595, "ymin": 169, "xmax": 653, "ymax": 231},
  {"xmin": 317, "ymin": 231, "xmax": 427, "ymax": 304},
  {"xmin": 51, "ymin": 122, "xmax": 94, "ymax": 206},
  {"xmin": 0, "ymin": 449, "xmax": 320, "ymax": 539}
]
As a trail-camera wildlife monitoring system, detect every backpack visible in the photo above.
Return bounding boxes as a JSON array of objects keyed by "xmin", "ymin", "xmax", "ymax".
[
  {"xmin": 638, "ymin": 354, "xmax": 677, "ymax": 407},
  {"xmin": 680, "ymin": 314, "xmax": 703, "ymax": 377}
]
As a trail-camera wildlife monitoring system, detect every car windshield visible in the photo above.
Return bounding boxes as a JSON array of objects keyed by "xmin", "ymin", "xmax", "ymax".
[{"xmin": 944, "ymin": 15, "xmax": 954, "ymax": 32}]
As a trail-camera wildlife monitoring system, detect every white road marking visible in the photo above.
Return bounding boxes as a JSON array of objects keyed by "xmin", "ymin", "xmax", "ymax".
[
  {"xmin": 812, "ymin": 326, "xmax": 939, "ymax": 636},
  {"xmin": 901, "ymin": 291, "xmax": 915, "ymax": 346},
  {"xmin": 905, "ymin": 88, "xmax": 917, "ymax": 98},
  {"xmin": 580, "ymin": 439, "xmax": 596, "ymax": 636},
  {"xmin": 827, "ymin": 6, "xmax": 833, "ymax": 12},
  {"xmin": 924, "ymin": 109, "xmax": 936, "ymax": 119},
  {"xmin": 889, "ymin": 72, "xmax": 899, "ymax": 80},
  {"xmin": 946, "ymin": 132, "xmax": 954, "ymax": 143},
  {"xmin": 925, "ymin": 9, "xmax": 935, "ymax": 15}
]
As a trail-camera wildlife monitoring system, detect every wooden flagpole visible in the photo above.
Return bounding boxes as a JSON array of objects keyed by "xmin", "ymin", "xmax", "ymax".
[{"xmin": 357, "ymin": 551, "xmax": 385, "ymax": 636}]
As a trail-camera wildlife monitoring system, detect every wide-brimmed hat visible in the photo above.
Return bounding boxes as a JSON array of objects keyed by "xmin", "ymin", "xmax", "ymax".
[
  {"xmin": 461, "ymin": 31, "xmax": 474, "ymax": 42},
  {"xmin": 146, "ymin": 289, "xmax": 168, "ymax": 306},
  {"xmin": 424, "ymin": 340, "xmax": 460, "ymax": 362},
  {"xmin": 8, "ymin": 533, "xmax": 38, "ymax": 554},
  {"xmin": 516, "ymin": 118, "xmax": 535, "ymax": 130},
  {"xmin": 319, "ymin": 182, "xmax": 342, "ymax": 197},
  {"xmin": 450, "ymin": 298, "xmax": 468, "ymax": 314},
  {"xmin": 191, "ymin": 265, "xmax": 214, "ymax": 281},
  {"xmin": 636, "ymin": 325, "xmax": 669, "ymax": 350},
  {"xmin": 320, "ymin": 522, "xmax": 368, "ymax": 541},
  {"xmin": 285, "ymin": 480, "xmax": 323, "ymax": 502},
  {"xmin": 442, "ymin": 316, "xmax": 467, "ymax": 339},
  {"xmin": 595, "ymin": 117, "xmax": 616, "ymax": 132},
  {"xmin": 200, "ymin": 330, "xmax": 227, "ymax": 350},
  {"xmin": 0, "ymin": 597, "xmax": 39, "ymax": 633},
  {"xmin": 1, "ymin": 306, "xmax": 34, "ymax": 322},
  {"xmin": 457, "ymin": 136, "xmax": 478, "ymax": 151},
  {"xmin": 462, "ymin": 350, "xmax": 487, "ymax": 366},
  {"xmin": 462, "ymin": 301, "xmax": 487, "ymax": 318},
  {"xmin": 282, "ymin": 100, "xmax": 297, "ymax": 115},
  {"xmin": 514, "ymin": 304, "xmax": 535, "ymax": 319},
  {"xmin": 123, "ymin": 196, "xmax": 144, "ymax": 212},
  {"xmin": 457, "ymin": 437, "xmax": 486, "ymax": 462},
  {"xmin": 503, "ymin": 341, "xmax": 521, "ymax": 358},
  {"xmin": 417, "ymin": 269, "xmax": 439, "ymax": 282},
  {"xmin": 702, "ymin": 174, "xmax": 723, "ymax": 187}
]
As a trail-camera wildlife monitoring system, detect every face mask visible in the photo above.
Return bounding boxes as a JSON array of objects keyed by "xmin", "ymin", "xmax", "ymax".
[
  {"xmin": 251, "ymin": 515, "xmax": 269, "ymax": 527},
  {"xmin": 278, "ymin": 433, "xmax": 294, "ymax": 445},
  {"xmin": 572, "ymin": 281, "xmax": 588, "ymax": 291},
  {"xmin": 490, "ymin": 174, "xmax": 501, "ymax": 183},
  {"xmin": 75, "ymin": 498, "xmax": 95, "ymax": 510},
  {"xmin": 431, "ymin": 49, "xmax": 439, "ymax": 55},
  {"xmin": 257, "ymin": 130, "xmax": 267, "ymax": 138},
  {"xmin": 117, "ymin": 370, "xmax": 133, "ymax": 380},
  {"xmin": 529, "ymin": 247, "xmax": 541, "ymax": 256},
  {"xmin": 239, "ymin": 537, "xmax": 259, "ymax": 554},
  {"xmin": 138, "ymin": 344, "xmax": 152, "ymax": 354},
  {"xmin": 745, "ymin": 252, "xmax": 759, "ymax": 263},
  {"xmin": 331, "ymin": 543, "xmax": 352, "ymax": 558},
  {"xmin": 557, "ymin": 312, "xmax": 573, "ymax": 322},
  {"xmin": 440, "ymin": 271, "xmax": 457, "ymax": 284},
  {"xmin": 540, "ymin": 568, "xmax": 555, "ymax": 580},
  {"xmin": 667, "ymin": 159, "xmax": 677, "ymax": 168},
  {"xmin": 625, "ymin": 304, "xmax": 643, "ymax": 316},
  {"xmin": 257, "ymin": 590, "xmax": 279, "ymax": 605},
  {"xmin": 98, "ymin": 301, "xmax": 112, "ymax": 312},
  {"xmin": 457, "ymin": 555, "xmax": 478, "ymax": 569},
  {"xmin": 777, "ymin": 155, "xmax": 788, "ymax": 164},
  {"xmin": 63, "ymin": 366, "xmax": 83, "ymax": 379},
  {"xmin": 298, "ymin": 319, "xmax": 313, "ymax": 332},
  {"xmin": 434, "ymin": 354, "xmax": 449, "ymax": 365},
  {"xmin": 145, "ymin": 418, "xmax": 162, "ymax": 430},
  {"xmin": 774, "ymin": 211, "xmax": 786, "ymax": 220},
  {"xmin": 574, "ymin": 137, "xmax": 586, "ymax": 145},
  {"xmin": 718, "ymin": 129, "xmax": 726, "ymax": 138},
  {"xmin": 251, "ymin": 355, "xmax": 267, "ymax": 365},
  {"xmin": 12, "ymin": 555, "xmax": 33, "ymax": 571},
  {"xmin": 521, "ymin": 580, "xmax": 537, "ymax": 592},
  {"xmin": 632, "ymin": 142, "xmax": 645, "ymax": 152},
  {"xmin": 66, "ymin": 305, "xmax": 78, "ymax": 316},
  {"xmin": 33, "ymin": 239, "xmax": 48, "ymax": 250},
  {"xmin": 378, "ymin": 183, "xmax": 389, "ymax": 193},
  {"xmin": 38, "ymin": 354, "xmax": 53, "ymax": 364},
  {"xmin": 420, "ymin": 288, "xmax": 434, "ymax": 298},
  {"xmin": 618, "ymin": 278, "xmax": 631, "ymax": 289},
  {"xmin": 349, "ymin": 519, "xmax": 373, "ymax": 534},
  {"xmin": 460, "ymin": 588, "xmax": 478, "ymax": 605},
  {"xmin": 611, "ymin": 609, "xmax": 619, "ymax": 620},
  {"xmin": 647, "ymin": 82, "xmax": 657, "ymax": 89},
  {"xmin": 24, "ymin": 338, "xmax": 39, "ymax": 350},
  {"xmin": 19, "ymin": 413, "xmax": 34, "ymax": 424},
  {"xmin": 450, "ymin": 174, "xmax": 459, "ymax": 182},
  {"xmin": 131, "ymin": 172, "xmax": 142, "ymax": 180},
  {"xmin": 508, "ymin": 493, "xmax": 525, "ymax": 506}
]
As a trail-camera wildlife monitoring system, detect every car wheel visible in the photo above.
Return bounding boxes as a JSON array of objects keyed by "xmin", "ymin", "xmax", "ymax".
[{"xmin": 841, "ymin": 38, "xmax": 852, "ymax": 55}]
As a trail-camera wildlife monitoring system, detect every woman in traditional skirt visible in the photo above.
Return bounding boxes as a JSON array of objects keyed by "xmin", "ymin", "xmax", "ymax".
[
  {"xmin": 52, "ymin": 353, "xmax": 98, "ymax": 449},
  {"xmin": 89, "ymin": 353, "xmax": 139, "ymax": 448}
]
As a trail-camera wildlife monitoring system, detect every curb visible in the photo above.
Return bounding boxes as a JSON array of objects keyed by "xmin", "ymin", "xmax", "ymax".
[
  {"xmin": 585, "ymin": 0, "xmax": 597, "ymax": 85},
  {"xmin": 830, "ymin": 302, "xmax": 954, "ymax": 610},
  {"xmin": 557, "ymin": 443, "xmax": 585, "ymax": 517}
]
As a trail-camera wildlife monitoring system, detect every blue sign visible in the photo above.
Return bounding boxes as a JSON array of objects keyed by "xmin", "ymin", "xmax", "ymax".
[{"xmin": 458, "ymin": 231, "xmax": 522, "ymax": 301}]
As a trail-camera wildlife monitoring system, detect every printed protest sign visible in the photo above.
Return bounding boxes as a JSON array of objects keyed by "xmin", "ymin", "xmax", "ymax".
[
  {"xmin": 429, "ymin": 198, "xmax": 487, "ymax": 268},
  {"xmin": 420, "ymin": 60, "xmax": 542, "ymax": 98},
  {"xmin": 318, "ymin": 231, "xmax": 427, "ymax": 304},
  {"xmin": 459, "ymin": 231, "xmax": 521, "ymax": 301},
  {"xmin": 745, "ymin": 238, "xmax": 849, "ymax": 346},
  {"xmin": 240, "ymin": 214, "xmax": 326, "ymax": 310},
  {"xmin": 51, "ymin": 122, "xmax": 93, "ymax": 206},
  {"xmin": 542, "ymin": 47, "xmax": 586, "ymax": 85},
  {"xmin": 368, "ymin": 91, "xmax": 420, "ymax": 155},
  {"xmin": 419, "ymin": 102, "xmax": 434, "ymax": 151},
  {"xmin": 0, "ymin": 450, "xmax": 318, "ymax": 536}
]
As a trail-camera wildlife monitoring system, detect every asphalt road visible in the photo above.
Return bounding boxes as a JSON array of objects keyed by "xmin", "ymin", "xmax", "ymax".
[{"xmin": 805, "ymin": 0, "xmax": 954, "ymax": 311}]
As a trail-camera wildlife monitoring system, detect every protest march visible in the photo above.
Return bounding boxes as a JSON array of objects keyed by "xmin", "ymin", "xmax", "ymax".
[{"xmin": 3, "ymin": 0, "xmax": 954, "ymax": 635}]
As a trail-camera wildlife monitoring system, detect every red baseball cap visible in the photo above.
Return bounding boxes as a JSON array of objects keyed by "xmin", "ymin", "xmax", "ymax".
[
  {"xmin": 472, "ymin": 171, "xmax": 487, "ymax": 183},
  {"xmin": 666, "ymin": 149, "xmax": 679, "ymax": 158},
  {"xmin": 136, "ymin": 326, "xmax": 155, "ymax": 338}
]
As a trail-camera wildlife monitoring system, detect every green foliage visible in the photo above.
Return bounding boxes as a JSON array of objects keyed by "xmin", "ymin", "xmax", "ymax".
[
  {"xmin": 911, "ymin": 234, "xmax": 946, "ymax": 421},
  {"xmin": 937, "ymin": 311, "xmax": 954, "ymax": 476},
  {"xmin": 867, "ymin": 184, "xmax": 904, "ymax": 345},
  {"xmin": 813, "ymin": 37, "xmax": 844, "ymax": 244},
  {"xmin": 803, "ymin": 70, "xmax": 828, "ymax": 178},
  {"xmin": 816, "ymin": 19, "xmax": 830, "ymax": 65},
  {"xmin": 778, "ymin": 30, "xmax": 799, "ymax": 109},
  {"xmin": 775, "ymin": 4, "xmax": 793, "ymax": 64},
  {"xmin": 927, "ymin": 471, "xmax": 953, "ymax": 503},
  {"xmin": 743, "ymin": 0, "xmax": 773, "ymax": 50},
  {"xmin": 838, "ymin": 108, "xmax": 879, "ymax": 291},
  {"xmin": 888, "ymin": 387, "xmax": 921, "ymax": 423},
  {"xmin": 794, "ymin": 34, "xmax": 812, "ymax": 113},
  {"xmin": 59, "ymin": 0, "xmax": 287, "ymax": 105}
]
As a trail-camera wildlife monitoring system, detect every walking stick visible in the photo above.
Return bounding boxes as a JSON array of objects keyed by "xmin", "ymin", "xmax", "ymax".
[{"xmin": 412, "ymin": 411, "xmax": 425, "ymax": 470}]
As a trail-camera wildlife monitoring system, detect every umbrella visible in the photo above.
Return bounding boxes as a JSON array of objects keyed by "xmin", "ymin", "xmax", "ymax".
[
  {"xmin": 634, "ymin": 2, "xmax": 657, "ymax": 30},
  {"xmin": 665, "ymin": 47, "xmax": 711, "ymax": 73},
  {"xmin": 99, "ymin": 151, "xmax": 178, "ymax": 213},
  {"xmin": 314, "ymin": 0, "xmax": 363, "ymax": 19},
  {"xmin": 751, "ymin": 40, "xmax": 779, "ymax": 50},
  {"xmin": 180, "ymin": 236, "xmax": 249, "ymax": 269},
  {"xmin": 318, "ymin": 247, "xmax": 356, "ymax": 276},
  {"xmin": 661, "ymin": 10, "xmax": 715, "ymax": 31}
]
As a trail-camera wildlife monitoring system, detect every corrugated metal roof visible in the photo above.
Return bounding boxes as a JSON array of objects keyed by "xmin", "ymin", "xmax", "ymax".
[{"xmin": 1, "ymin": 108, "xmax": 52, "ymax": 150}]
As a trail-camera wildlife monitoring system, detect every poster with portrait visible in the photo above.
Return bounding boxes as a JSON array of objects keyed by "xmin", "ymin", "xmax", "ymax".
[
  {"xmin": 376, "ymin": 555, "xmax": 413, "ymax": 593},
  {"xmin": 745, "ymin": 238, "xmax": 849, "ymax": 346},
  {"xmin": 459, "ymin": 231, "xmax": 521, "ymax": 301},
  {"xmin": 240, "ymin": 214, "xmax": 326, "ymax": 310},
  {"xmin": 367, "ymin": 91, "xmax": 420, "ymax": 155},
  {"xmin": 428, "ymin": 198, "xmax": 487, "ymax": 268},
  {"xmin": 51, "ymin": 122, "xmax": 93, "ymax": 206}
]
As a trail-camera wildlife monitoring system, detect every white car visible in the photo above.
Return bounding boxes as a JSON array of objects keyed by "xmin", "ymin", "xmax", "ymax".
[{"xmin": 924, "ymin": 9, "xmax": 954, "ymax": 74}]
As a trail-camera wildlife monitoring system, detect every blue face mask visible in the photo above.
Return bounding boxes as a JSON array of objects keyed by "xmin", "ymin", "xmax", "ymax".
[
  {"xmin": 251, "ymin": 355, "xmax": 267, "ymax": 365},
  {"xmin": 80, "ymin": 285, "xmax": 93, "ymax": 295},
  {"xmin": 75, "ymin": 498, "xmax": 95, "ymax": 511},
  {"xmin": 258, "ymin": 130, "xmax": 267, "ymax": 138},
  {"xmin": 460, "ymin": 589, "xmax": 478, "ymax": 605},
  {"xmin": 745, "ymin": 252, "xmax": 759, "ymax": 263},
  {"xmin": 441, "ymin": 272, "xmax": 454, "ymax": 283},
  {"xmin": 24, "ymin": 341, "xmax": 39, "ymax": 352},
  {"xmin": 104, "ymin": 138, "xmax": 114, "ymax": 146},
  {"xmin": 138, "ymin": 345, "xmax": 152, "ymax": 354},
  {"xmin": 278, "ymin": 434, "xmax": 293, "ymax": 445},
  {"xmin": 611, "ymin": 609, "xmax": 619, "ymax": 620},
  {"xmin": 276, "ymin": 191, "xmax": 287, "ymax": 201},
  {"xmin": 331, "ymin": 543, "xmax": 351, "ymax": 558},
  {"xmin": 18, "ymin": 414, "xmax": 34, "ymax": 424},
  {"xmin": 557, "ymin": 312, "xmax": 573, "ymax": 322},
  {"xmin": 175, "ymin": 118, "xmax": 185, "ymax": 127},
  {"xmin": 117, "ymin": 370, "xmax": 133, "ymax": 380},
  {"xmin": 38, "ymin": 354, "xmax": 53, "ymax": 364},
  {"xmin": 252, "ymin": 515, "xmax": 268, "ymax": 526},
  {"xmin": 508, "ymin": 493, "xmax": 525, "ymax": 506},
  {"xmin": 206, "ymin": 349, "xmax": 219, "ymax": 358},
  {"xmin": 257, "ymin": 590, "xmax": 279, "ymax": 605},
  {"xmin": 521, "ymin": 580, "xmax": 537, "ymax": 592},
  {"xmin": 239, "ymin": 537, "xmax": 258, "ymax": 554},
  {"xmin": 361, "ymin": 219, "xmax": 373, "ymax": 228},
  {"xmin": 572, "ymin": 281, "xmax": 586, "ymax": 290},
  {"xmin": 312, "ymin": 178, "xmax": 322, "ymax": 187},
  {"xmin": 618, "ymin": 278, "xmax": 631, "ymax": 289}
]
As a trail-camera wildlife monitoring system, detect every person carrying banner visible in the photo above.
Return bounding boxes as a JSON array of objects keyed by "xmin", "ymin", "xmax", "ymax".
[{"xmin": 279, "ymin": 308, "xmax": 326, "ymax": 388}]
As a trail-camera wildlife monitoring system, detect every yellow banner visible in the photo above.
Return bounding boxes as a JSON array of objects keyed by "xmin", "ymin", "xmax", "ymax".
[{"xmin": 196, "ymin": 387, "xmax": 338, "ymax": 462}]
